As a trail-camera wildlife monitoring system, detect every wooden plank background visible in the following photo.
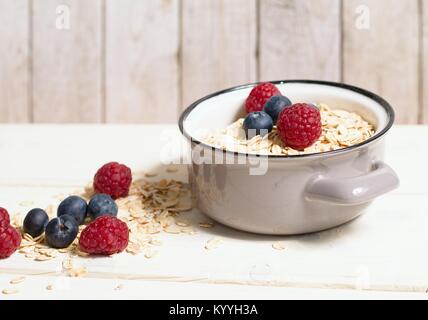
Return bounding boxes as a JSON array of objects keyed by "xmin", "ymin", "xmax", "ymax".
[{"xmin": 0, "ymin": 0, "xmax": 425, "ymax": 124}]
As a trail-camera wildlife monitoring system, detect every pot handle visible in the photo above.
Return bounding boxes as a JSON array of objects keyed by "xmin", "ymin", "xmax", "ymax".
[{"xmin": 305, "ymin": 161, "xmax": 399, "ymax": 205}]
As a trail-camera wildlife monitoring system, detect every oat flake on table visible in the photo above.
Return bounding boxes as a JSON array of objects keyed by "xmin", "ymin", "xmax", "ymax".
[{"xmin": 203, "ymin": 104, "xmax": 375, "ymax": 156}]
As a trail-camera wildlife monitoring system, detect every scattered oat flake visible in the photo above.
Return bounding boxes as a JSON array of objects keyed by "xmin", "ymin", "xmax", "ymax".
[
  {"xmin": 126, "ymin": 243, "xmax": 142, "ymax": 255},
  {"xmin": 164, "ymin": 225, "xmax": 181, "ymax": 234},
  {"xmin": 205, "ymin": 237, "xmax": 223, "ymax": 250},
  {"xmin": 144, "ymin": 249, "xmax": 158, "ymax": 259},
  {"xmin": 68, "ymin": 267, "xmax": 88, "ymax": 278},
  {"xmin": 166, "ymin": 166, "xmax": 179, "ymax": 173},
  {"xmin": 46, "ymin": 284, "xmax": 54, "ymax": 291},
  {"xmin": 149, "ymin": 239, "xmax": 163, "ymax": 246},
  {"xmin": 62, "ymin": 259, "xmax": 74, "ymax": 270},
  {"xmin": 9, "ymin": 276, "xmax": 26, "ymax": 284},
  {"xmin": 115, "ymin": 284, "xmax": 124, "ymax": 291},
  {"xmin": 199, "ymin": 222, "xmax": 214, "ymax": 229},
  {"xmin": 145, "ymin": 172, "xmax": 158, "ymax": 178},
  {"xmin": 76, "ymin": 250, "xmax": 90, "ymax": 257},
  {"xmin": 272, "ymin": 242, "xmax": 286, "ymax": 251},
  {"xmin": 23, "ymin": 233, "xmax": 34, "ymax": 242},
  {"xmin": 19, "ymin": 201, "xmax": 34, "ymax": 207},
  {"xmin": 175, "ymin": 220, "xmax": 190, "ymax": 227},
  {"xmin": 2, "ymin": 288, "xmax": 18, "ymax": 295},
  {"xmin": 35, "ymin": 254, "xmax": 53, "ymax": 261}
]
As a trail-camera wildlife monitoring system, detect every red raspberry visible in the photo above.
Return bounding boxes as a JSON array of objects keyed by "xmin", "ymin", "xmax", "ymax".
[
  {"xmin": 0, "ymin": 207, "xmax": 10, "ymax": 227},
  {"xmin": 277, "ymin": 103, "xmax": 322, "ymax": 151},
  {"xmin": 93, "ymin": 162, "xmax": 132, "ymax": 199},
  {"xmin": 0, "ymin": 225, "xmax": 21, "ymax": 259},
  {"xmin": 79, "ymin": 216, "xmax": 129, "ymax": 255},
  {"xmin": 245, "ymin": 83, "xmax": 281, "ymax": 113}
]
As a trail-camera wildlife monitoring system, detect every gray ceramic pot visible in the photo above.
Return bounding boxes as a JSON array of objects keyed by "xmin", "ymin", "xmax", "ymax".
[{"xmin": 179, "ymin": 80, "xmax": 399, "ymax": 235}]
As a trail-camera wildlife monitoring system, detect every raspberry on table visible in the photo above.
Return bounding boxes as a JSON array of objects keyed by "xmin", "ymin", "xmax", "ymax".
[
  {"xmin": 245, "ymin": 83, "xmax": 281, "ymax": 113},
  {"xmin": 0, "ymin": 225, "xmax": 21, "ymax": 259},
  {"xmin": 79, "ymin": 216, "xmax": 129, "ymax": 256},
  {"xmin": 277, "ymin": 103, "xmax": 322, "ymax": 151},
  {"xmin": 93, "ymin": 162, "xmax": 132, "ymax": 199},
  {"xmin": 0, "ymin": 207, "xmax": 10, "ymax": 227}
]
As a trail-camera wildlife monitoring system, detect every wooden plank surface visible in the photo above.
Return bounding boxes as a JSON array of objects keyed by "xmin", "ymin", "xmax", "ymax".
[
  {"xmin": 0, "ymin": 0, "xmax": 424, "ymax": 124},
  {"xmin": 1, "ymin": 273, "xmax": 426, "ymax": 299},
  {"xmin": 0, "ymin": 125, "xmax": 427, "ymax": 294},
  {"xmin": 423, "ymin": 0, "xmax": 428, "ymax": 124},
  {"xmin": 343, "ymin": 0, "xmax": 420, "ymax": 124},
  {"xmin": 32, "ymin": 0, "xmax": 102, "ymax": 123},
  {"xmin": 181, "ymin": 0, "xmax": 257, "ymax": 108},
  {"xmin": 0, "ymin": 0, "xmax": 30, "ymax": 122},
  {"xmin": 259, "ymin": 0, "xmax": 341, "ymax": 82},
  {"xmin": 105, "ymin": 0, "xmax": 180, "ymax": 123}
]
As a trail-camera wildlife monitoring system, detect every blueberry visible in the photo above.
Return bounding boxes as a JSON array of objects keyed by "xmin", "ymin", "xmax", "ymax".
[
  {"xmin": 264, "ymin": 96, "xmax": 292, "ymax": 123},
  {"xmin": 243, "ymin": 111, "xmax": 273, "ymax": 138},
  {"xmin": 45, "ymin": 215, "xmax": 78, "ymax": 249},
  {"xmin": 57, "ymin": 196, "xmax": 87, "ymax": 225},
  {"xmin": 87, "ymin": 194, "xmax": 118, "ymax": 220},
  {"xmin": 23, "ymin": 208, "xmax": 49, "ymax": 238}
]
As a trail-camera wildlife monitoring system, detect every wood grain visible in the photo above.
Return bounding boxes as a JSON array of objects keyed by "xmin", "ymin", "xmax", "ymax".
[
  {"xmin": 0, "ymin": 0, "xmax": 425, "ymax": 124},
  {"xmin": 343, "ymin": 0, "xmax": 420, "ymax": 124},
  {"xmin": 181, "ymin": 0, "xmax": 257, "ymax": 108},
  {"xmin": 422, "ymin": 0, "xmax": 428, "ymax": 124},
  {"xmin": 105, "ymin": 0, "xmax": 180, "ymax": 123},
  {"xmin": 0, "ymin": 0, "xmax": 30, "ymax": 122},
  {"xmin": 259, "ymin": 0, "xmax": 341, "ymax": 81},
  {"xmin": 32, "ymin": 0, "xmax": 102, "ymax": 123}
]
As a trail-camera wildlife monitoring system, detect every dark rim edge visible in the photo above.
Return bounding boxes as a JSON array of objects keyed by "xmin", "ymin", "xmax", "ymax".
[{"xmin": 178, "ymin": 79, "xmax": 395, "ymax": 159}]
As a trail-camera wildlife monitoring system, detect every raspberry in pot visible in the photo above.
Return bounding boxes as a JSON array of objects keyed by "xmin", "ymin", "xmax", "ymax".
[
  {"xmin": 79, "ymin": 216, "xmax": 129, "ymax": 256},
  {"xmin": 93, "ymin": 162, "xmax": 132, "ymax": 199},
  {"xmin": 0, "ymin": 207, "xmax": 10, "ymax": 227},
  {"xmin": 0, "ymin": 225, "xmax": 21, "ymax": 259},
  {"xmin": 277, "ymin": 103, "xmax": 322, "ymax": 151},
  {"xmin": 245, "ymin": 83, "xmax": 281, "ymax": 113}
]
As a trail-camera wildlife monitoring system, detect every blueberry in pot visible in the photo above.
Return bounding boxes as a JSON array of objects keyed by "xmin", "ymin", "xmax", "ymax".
[
  {"xmin": 88, "ymin": 194, "xmax": 118, "ymax": 220},
  {"xmin": 264, "ymin": 95, "xmax": 292, "ymax": 124},
  {"xmin": 23, "ymin": 208, "xmax": 49, "ymax": 238},
  {"xmin": 57, "ymin": 195, "xmax": 87, "ymax": 225},
  {"xmin": 45, "ymin": 215, "xmax": 78, "ymax": 249},
  {"xmin": 243, "ymin": 111, "xmax": 273, "ymax": 139}
]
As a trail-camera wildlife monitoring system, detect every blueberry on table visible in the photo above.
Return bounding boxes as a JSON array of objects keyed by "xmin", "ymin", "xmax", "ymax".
[
  {"xmin": 23, "ymin": 208, "xmax": 49, "ymax": 238},
  {"xmin": 264, "ymin": 95, "xmax": 292, "ymax": 124},
  {"xmin": 57, "ymin": 196, "xmax": 88, "ymax": 225},
  {"xmin": 243, "ymin": 111, "xmax": 273, "ymax": 139},
  {"xmin": 45, "ymin": 215, "xmax": 78, "ymax": 249},
  {"xmin": 87, "ymin": 194, "xmax": 118, "ymax": 220}
]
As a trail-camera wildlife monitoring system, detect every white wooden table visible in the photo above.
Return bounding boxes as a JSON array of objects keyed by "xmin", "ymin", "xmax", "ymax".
[{"xmin": 0, "ymin": 124, "xmax": 427, "ymax": 300}]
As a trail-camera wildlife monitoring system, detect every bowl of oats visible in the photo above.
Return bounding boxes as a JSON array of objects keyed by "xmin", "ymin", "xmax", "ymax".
[{"xmin": 179, "ymin": 80, "xmax": 399, "ymax": 235}]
